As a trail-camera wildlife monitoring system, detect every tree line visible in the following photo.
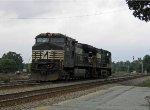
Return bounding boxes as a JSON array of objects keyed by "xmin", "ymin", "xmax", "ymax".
[
  {"xmin": 0, "ymin": 51, "xmax": 24, "ymax": 73},
  {"xmin": 112, "ymin": 55, "xmax": 150, "ymax": 73}
]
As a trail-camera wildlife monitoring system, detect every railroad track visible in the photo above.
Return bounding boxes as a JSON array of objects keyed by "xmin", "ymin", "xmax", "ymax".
[
  {"xmin": 0, "ymin": 74, "xmax": 149, "ymax": 108},
  {"xmin": 0, "ymin": 74, "xmax": 142, "ymax": 90},
  {"xmin": 0, "ymin": 80, "xmax": 41, "ymax": 90}
]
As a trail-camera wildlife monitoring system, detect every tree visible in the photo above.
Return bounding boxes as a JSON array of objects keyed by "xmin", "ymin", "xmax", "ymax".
[
  {"xmin": 0, "ymin": 59, "xmax": 17, "ymax": 73},
  {"xmin": 143, "ymin": 55, "xmax": 150, "ymax": 72},
  {"xmin": 112, "ymin": 61, "xmax": 131, "ymax": 73},
  {"xmin": 126, "ymin": 0, "xmax": 150, "ymax": 22},
  {"xmin": 130, "ymin": 60, "xmax": 141, "ymax": 73},
  {"xmin": 1, "ymin": 52, "xmax": 23, "ymax": 72},
  {"xmin": 112, "ymin": 60, "xmax": 144, "ymax": 73},
  {"xmin": 23, "ymin": 63, "xmax": 31, "ymax": 72}
]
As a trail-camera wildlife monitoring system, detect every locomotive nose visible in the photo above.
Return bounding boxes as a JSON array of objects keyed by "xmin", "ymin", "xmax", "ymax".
[
  {"xmin": 32, "ymin": 42, "xmax": 63, "ymax": 50},
  {"xmin": 32, "ymin": 42, "xmax": 64, "ymax": 61}
]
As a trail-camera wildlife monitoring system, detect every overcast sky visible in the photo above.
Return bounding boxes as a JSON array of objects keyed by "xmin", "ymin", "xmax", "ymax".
[{"xmin": 0, "ymin": 0, "xmax": 149, "ymax": 63}]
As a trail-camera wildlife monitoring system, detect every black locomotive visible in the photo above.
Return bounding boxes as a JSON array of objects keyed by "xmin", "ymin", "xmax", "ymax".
[{"xmin": 31, "ymin": 33, "xmax": 112, "ymax": 81}]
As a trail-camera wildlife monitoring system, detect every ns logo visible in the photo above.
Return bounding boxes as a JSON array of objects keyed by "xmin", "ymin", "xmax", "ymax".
[{"xmin": 42, "ymin": 50, "xmax": 49, "ymax": 59}]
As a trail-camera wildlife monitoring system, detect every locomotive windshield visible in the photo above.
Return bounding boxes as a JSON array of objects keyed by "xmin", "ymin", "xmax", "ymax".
[
  {"xmin": 36, "ymin": 38, "xmax": 49, "ymax": 43},
  {"xmin": 51, "ymin": 38, "xmax": 64, "ymax": 45}
]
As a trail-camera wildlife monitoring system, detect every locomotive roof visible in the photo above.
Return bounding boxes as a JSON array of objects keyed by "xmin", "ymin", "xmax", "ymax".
[
  {"xmin": 35, "ymin": 33, "xmax": 74, "ymax": 40},
  {"xmin": 35, "ymin": 33, "xmax": 111, "ymax": 54},
  {"xmin": 80, "ymin": 43, "xmax": 111, "ymax": 54}
]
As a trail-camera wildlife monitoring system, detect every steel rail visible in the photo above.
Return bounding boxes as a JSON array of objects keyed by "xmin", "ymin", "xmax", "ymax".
[{"xmin": 0, "ymin": 82, "xmax": 41, "ymax": 90}]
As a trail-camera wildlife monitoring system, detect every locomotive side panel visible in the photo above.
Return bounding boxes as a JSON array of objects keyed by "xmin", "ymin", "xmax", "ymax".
[{"xmin": 63, "ymin": 38, "xmax": 76, "ymax": 68}]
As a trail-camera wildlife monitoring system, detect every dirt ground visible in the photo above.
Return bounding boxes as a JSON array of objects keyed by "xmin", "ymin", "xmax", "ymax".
[{"xmin": 0, "ymin": 73, "xmax": 30, "ymax": 82}]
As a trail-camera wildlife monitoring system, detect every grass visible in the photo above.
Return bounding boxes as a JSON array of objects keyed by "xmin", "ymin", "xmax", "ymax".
[{"xmin": 140, "ymin": 80, "xmax": 150, "ymax": 87}]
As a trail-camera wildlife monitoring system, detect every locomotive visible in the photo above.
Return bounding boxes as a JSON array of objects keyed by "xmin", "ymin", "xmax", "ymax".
[{"xmin": 31, "ymin": 33, "xmax": 111, "ymax": 81}]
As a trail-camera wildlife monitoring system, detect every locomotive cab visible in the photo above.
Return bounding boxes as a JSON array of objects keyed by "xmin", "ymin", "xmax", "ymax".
[{"xmin": 35, "ymin": 33, "xmax": 65, "ymax": 46}]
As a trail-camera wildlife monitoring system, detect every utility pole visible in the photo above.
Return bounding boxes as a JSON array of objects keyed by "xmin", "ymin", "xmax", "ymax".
[
  {"xmin": 138, "ymin": 58, "xmax": 143, "ymax": 73},
  {"xmin": 141, "ymin": 61, "xmax": 143, "ymax": 73}
]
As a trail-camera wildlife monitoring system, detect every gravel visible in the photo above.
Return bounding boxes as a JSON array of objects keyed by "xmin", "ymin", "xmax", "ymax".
[
  {"xmin": 1, "ymin": 83, "xmax": 117, "ymax": 110},
  {"xmin": 1, "ymin": 76, "xmax": 150, "ymax": 110},
  {"xmin": 118, "ymin": 76, "xmax": 150, "ymax": 86},
  {"xmin": 0, "ymin": 79, "xmax": 105, "ymax": 95}
]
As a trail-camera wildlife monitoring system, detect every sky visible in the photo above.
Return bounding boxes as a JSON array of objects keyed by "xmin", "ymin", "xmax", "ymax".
[{"xmin": 0, "ymin": 0, "xmax": 149, "ymax": 63}]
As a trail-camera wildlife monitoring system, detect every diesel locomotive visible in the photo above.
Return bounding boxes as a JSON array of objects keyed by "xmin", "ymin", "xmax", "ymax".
[{"xmin": 31, "ymin": 33, "xmax": 112, "ymax": 81}]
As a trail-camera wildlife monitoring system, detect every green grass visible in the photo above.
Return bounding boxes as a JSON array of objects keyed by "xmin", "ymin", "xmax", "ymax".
[{"xmin": 140, "ymin": 80, "xmax": 150, "ymax": 87}]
